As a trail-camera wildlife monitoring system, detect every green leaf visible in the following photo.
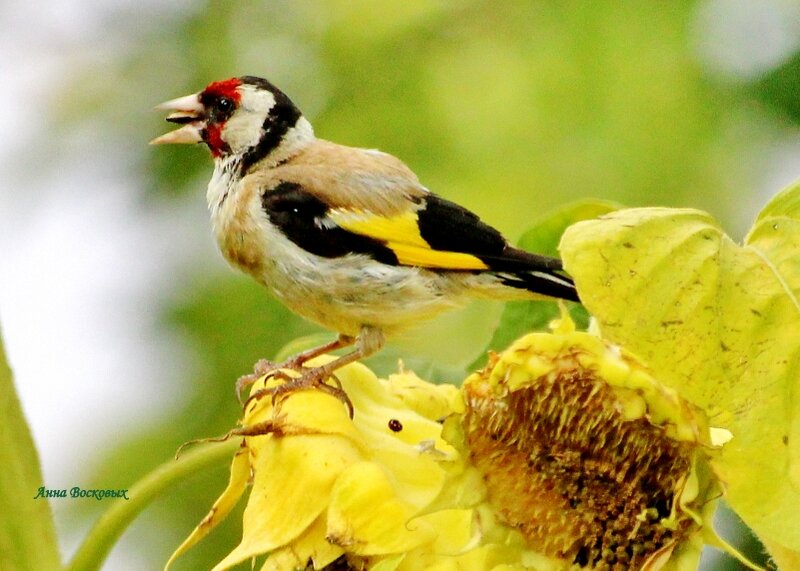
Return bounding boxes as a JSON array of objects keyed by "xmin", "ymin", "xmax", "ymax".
[
  {"xmin": 470, "ymin": 200, "xmax": 618, "ymax": 369},
  {"xmin": 559, "ymin": 181, "xmax": 800, "ymax": 554},
  {"xmin": 518, "ymin": 200, "xmax": 622, "ymax": 258},
  {"xmin": 0, "ymin": 324, "xmax": 62, "ymax": 570}
]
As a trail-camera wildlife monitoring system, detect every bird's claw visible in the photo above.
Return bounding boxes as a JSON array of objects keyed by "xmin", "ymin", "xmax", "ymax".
[
  {"xmin": 244, "ymin": 368, "xmax": 354, "ymax": 419},
  {"xmin": 236, "ymin": 358, "xmax": 310, "ymax": 404},
  {"xmin": 236, "ymin": 359, "xmax": 274, "ymax": 404}
]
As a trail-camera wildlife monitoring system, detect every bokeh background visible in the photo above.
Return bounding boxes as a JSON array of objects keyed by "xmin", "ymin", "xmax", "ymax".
[{"xmin": 2, "ymin": 1, "xmax": 798, "ymax": 569}]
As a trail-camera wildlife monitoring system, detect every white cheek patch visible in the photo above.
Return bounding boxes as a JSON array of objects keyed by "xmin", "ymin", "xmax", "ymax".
[{"xmin": 222, "ymin": 89, "xmax": 277, "ymax": 153}]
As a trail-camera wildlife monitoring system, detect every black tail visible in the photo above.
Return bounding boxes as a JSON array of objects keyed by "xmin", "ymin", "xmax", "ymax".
[
  {"xmin": 410, "ymin": 194, "xmax": 579, "ymax": 302},
  {"xmin": 496, "ymin": 268, "xmax": 579, "ymax": 302},
  {"xmin": 479, "ymin": 246, "xmax": 580, "ymax": 302}
]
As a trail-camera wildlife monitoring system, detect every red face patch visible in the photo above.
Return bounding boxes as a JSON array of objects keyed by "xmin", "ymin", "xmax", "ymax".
[
  {"xmin": 198, "ymin": 78, "xmax": 242, "ymax": 157},
  {"xmin": 204, "ymin": 124, "xmax": 227, "ymax": 157},
  {"xmin": 201, "ymin": 78, "xmax": 243, "ymax": 104}
]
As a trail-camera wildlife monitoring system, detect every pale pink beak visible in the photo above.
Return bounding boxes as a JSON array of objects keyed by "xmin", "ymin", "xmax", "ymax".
[{"xmin": 149, "ymin": 93, "xmax": 206, "ymax": 145}]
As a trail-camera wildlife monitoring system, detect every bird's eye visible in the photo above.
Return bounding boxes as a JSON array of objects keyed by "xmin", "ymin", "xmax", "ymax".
[{"xmin": 216, "ymin": 97, "xmax": 234, "ymax": 113}]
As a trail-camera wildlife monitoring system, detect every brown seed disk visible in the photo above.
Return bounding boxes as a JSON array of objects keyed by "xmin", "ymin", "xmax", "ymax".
[{"xmin": 463, "ymin": 367, "xmax": 697, "ymax": 569}]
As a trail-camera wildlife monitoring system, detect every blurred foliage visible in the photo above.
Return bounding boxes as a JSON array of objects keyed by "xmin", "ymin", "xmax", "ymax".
[
  {"xmin": 50, "ymin": 1, "xmax": 800, "ymax": 569},
  {"xmin": 752, "ymin": 51, "xmax": 800, "ymax": 124}
]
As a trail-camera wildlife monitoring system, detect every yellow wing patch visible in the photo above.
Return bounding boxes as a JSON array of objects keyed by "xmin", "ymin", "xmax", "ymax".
[
  {"xmin": 332, "ymin": 209, "xmax": 428, "ymax": 248},
  {"xmin": 330, "ymin": 209, "xmax": 489, "ymax": 270},
  {"xmin": 385, "ymin": 242, "xmax": 489, "ymax": 270}
]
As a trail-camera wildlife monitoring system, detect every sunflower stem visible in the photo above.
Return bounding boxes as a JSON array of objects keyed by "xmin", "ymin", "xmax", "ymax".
[{"xmin": 65, "ymin": 439, "xmax": 239, "ymax": 571}]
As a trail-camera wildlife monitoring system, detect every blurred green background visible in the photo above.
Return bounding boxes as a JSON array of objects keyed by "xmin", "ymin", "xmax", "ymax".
[{"xmin": 5, "ymin": 0, "xmax": 799, "ymax": 569}]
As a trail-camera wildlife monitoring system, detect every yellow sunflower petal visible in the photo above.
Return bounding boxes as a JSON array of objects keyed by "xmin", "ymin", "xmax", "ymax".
[
  {"xmin": 326, "ymin": 461, "xmax": 437, "ymax": 555},
  {"xmin": 332, "ymin": 363, "xmax": 455, "ymax": 510},
  {"xmin": 385, "ymin": 369, "xmax": 462, "ymax": 420},
  {"xmin": 212, "ymin": 434, "xmax": 362, "ymax": 570},
  {"xmin": 259, "ymin": 513, "xmax": 343, "ymax": 571},
  {"xmin": 164, "ymin": 444, "xmax": 250, "ymax": 570}
]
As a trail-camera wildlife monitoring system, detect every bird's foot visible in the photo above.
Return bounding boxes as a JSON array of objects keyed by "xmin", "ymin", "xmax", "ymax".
[
  {"xmin": 236, "ymin": 357, "xmax": 313, "ymax": 404},
  {"xmin": 236, "ymin": 331, "xmax": 372, "ymax": 416},
  {"xmin": 236, "ymin": 335, "xmax": 357, "ymax": 404},
  {"xmin": 244, "ymin": 365, "xmax": 354, "ymax": 419}
]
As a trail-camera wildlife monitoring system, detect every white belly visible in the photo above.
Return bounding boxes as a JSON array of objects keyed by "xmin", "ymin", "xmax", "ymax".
[{"xmin": 256, "ymin": 226, "xmax": 467, "ymax": 337}]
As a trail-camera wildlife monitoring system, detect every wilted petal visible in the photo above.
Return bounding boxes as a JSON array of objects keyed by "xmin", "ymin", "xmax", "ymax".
[
  {"xmin": 213, "ymin": 434, "xmax": 362, "ymax": 570},
  {"xmin": 259, "ymin": 514, "xmax": 343, "ymax": 571},
  {"xmin": 165, "ymin": 444, "xmax": 250, "ymax": 570}
]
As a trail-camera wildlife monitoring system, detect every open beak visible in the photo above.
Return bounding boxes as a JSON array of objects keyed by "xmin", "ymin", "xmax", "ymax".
[{"xmin": 149, "ymin": 93, "xmax": 206, "ymax": 145}]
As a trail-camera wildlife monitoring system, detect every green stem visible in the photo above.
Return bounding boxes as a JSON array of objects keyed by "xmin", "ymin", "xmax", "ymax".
[{"xmin": 65, "ymin": 438, "xmax": 239, "ymax": 571}]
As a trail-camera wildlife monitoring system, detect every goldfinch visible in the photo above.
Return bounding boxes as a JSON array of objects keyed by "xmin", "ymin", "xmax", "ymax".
[{"xmin": 151, "ymin": 76, "xmax": 578, "ymax": 408}]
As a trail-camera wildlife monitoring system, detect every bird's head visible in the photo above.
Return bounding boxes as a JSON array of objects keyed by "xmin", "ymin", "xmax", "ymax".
[{"xmin": 151, "ymin": 76, "xmax": 313, "ymax": 168}]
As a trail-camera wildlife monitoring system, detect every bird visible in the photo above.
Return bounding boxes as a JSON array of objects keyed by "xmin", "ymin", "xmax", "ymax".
[{"xmin": 151, "ymin": 75, "xmax": 579, "ymax": 412}]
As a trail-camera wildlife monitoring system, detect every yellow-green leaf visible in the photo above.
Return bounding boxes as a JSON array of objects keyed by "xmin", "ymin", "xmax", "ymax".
[
  {"xmin": 559, "ymin": 184, "xmax": 800, "ymax": 553},
  {"xmin": 746, "ymin": 180, "xmax": 800, "ymax": 303},
  {"xmin": 0, "ymin": 324, "xmax": 62, "ymax": 571}
]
